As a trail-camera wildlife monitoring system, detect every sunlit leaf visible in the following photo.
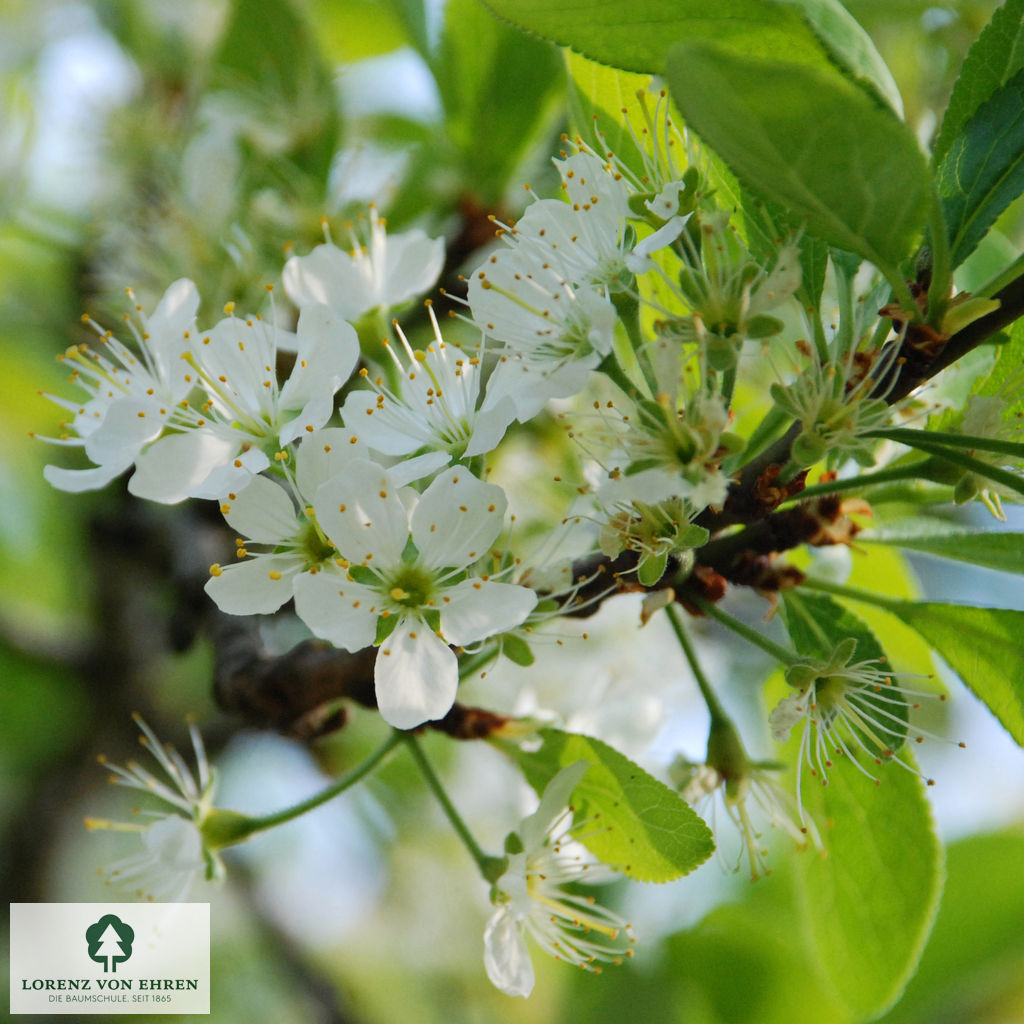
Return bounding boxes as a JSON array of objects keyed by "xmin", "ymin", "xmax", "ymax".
[
  {"xmin": 793, "ymin": 748, "xmax": 943, "ymax": 1019},
  {"xmin": 506, "ymin": 728, "xmax": 714, "ymax": 882},
  {"xmin": 933, "ymin": 0, "xmax": 1024, "ymax": 166},
  {"xmin": 663, "ymin": 42, "xmax": 928, "ymax": 276}
]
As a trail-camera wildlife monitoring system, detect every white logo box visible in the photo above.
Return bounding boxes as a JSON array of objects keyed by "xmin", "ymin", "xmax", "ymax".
[{"xmin": 10, "ymin": 903, "xmax": 210, "ymax": 1015}]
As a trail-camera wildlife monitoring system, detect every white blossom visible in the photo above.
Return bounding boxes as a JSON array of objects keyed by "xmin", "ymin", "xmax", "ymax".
[
  {"xmin": 342, "ymin": 305, "xmax": 520, "ymax": 465},
  {"xmin": 39, "ymin": 279, "xmax": 199, "ymax": 493},
  {"xmin": 484, "ymin": 762, "xmax": 633, "ymax": 997},
  {"xmin": 86, "ymin": 716, "xmax": 221, "ymax": 902},
  {"xmin": 283, "ymin": 207, "xmax": 445, "ymax": 321},
  {"xmin": 293, "ymin": 460, "xmax": 537, "ymax": 729},
  {"xmin": 204, "ymin": 428, "xmax": 373, "ymax": 615},
  {"xmin": 129, "ymin": 300, "xmax": 357, "ymax": 502}
]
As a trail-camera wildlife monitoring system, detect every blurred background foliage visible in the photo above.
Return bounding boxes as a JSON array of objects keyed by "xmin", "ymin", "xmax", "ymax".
[{"xmin": 1, "ymin": 0, "xmax": 1023, "ymax": 1021}]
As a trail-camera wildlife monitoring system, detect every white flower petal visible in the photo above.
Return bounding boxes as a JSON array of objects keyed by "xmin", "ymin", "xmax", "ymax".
[
  {"xmin": 769, "ymin": 689, "xmax": 809, "ymax": 744},
  {"xmin": 149, "ymin": 278, "xmax": 201, "ymax": 340},
  {"xmin": 295, "ymin": 427, "xmax": 371, "ymax": 499},
  {"xmin": 278, "ymin": 303, "xmax": 357, "ymax": 413},
  {"xmin": 83, "ymin": 396, "xmax": 166, "ymax": 465},
  {"xmin": 279, "ymin": 394, "xmax": 336, "ymax": 447},
  {"xmin": 483, "ymin": 909, "xmax": 534, "ymax": 998},
  {"xmin": 626, "ymin": 214, "xmax": 687, "ymax": 274},
  {"xmin": 188, "ymin": 446, "xmax": 271, "ymax": 501},
  {"xmin": 386, "ymin": 450, "xmax": 450, "ymax": 487},
  {"xmin": 440, "ymin": 580, "xmax": 537, "ymax": 646},
  {"xmin": 43, "ymin": 459, "xmax": 129, "ymax": 493},
  {"xmin": 221, "ymin": 475, "xmax": 297, "ymax": 542},
  {"xmin": 411, "ymin": 468, "xmax": 507, "ymax": 570},
  {"xmin": 342, "ymin": 388, "xmax": 423, "ymax": 455},
  {"xmin": 292, "ymin": 571, "xmax": 379, "ymax": 651},
  {"xmin": 314, "ymin": 459, "xmax": 411, "ymax": 566},
  {"xmin": 464, "ymin": 397, "xmax": 517, "ymax": 458},
  {"xmin": 519, "ymin": 761, "xmax": 589, "ymax": 852},
  {"xmin": 205, "ymin": 556, "xmax": 299, "ymax": 615},
  {"xmin": 127, "ymin": 432, "xmax": 239, "ymax": 503},
  {"xmin": 381, "ymin": 230, "xmax": 445, "ymax": 307},
  {"xmin": 283, "ymin": 243, "xmax": 367, "ymax": 318},
  {"xmin": 375, "ymin": 621, "xmax": 457, "ymax": 729}
]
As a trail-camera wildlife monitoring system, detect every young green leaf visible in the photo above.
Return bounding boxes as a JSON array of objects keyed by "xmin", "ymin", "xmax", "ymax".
[
  {"xmin": 663, "ymin": 42, "xmax": 929, "ymax": 277},
  {"xmin": 565, "ymin": 51, "xmax": 652, "ymax": 182},
  {"xmin": 933, "ymin": 0, "xmax": 1024, "ymax": 166},
  {"xmin": 785, "ymin": 0, "xmax": 904, "ymax": 114},
  {"xmin": 935, "ymin": 68, "xmax": 1024, "ymax": 268},
  {"xmin": 505, "ymin": 728, "xmax": 714, "ymax": 882},
  {"xmin": 793, "ymin": 748, "xmax": 943, "ymax": 1019},
  {"xmin": 885, "ymin": 602, "xmax": 1024, "ymax": 747}
]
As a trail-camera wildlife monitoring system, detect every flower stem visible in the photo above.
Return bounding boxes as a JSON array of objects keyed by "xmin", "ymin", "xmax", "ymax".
[
  {"xmin": 242, "ymin": 731, "xmax": 403, "ymax": 834},
  {"xmin": 786, "ymin": 461, "xmax": 927, "ymax": 500},
  {"xmin": 689, "ymin": 595, "xmax": 801, "ymax": 666},
  {"xmin": 665, "ymin": 604, "xmax": 730, "ymax": 724},
  {"xmin": 402, "ymin": 732, "xmax": 501, "ymax": 878}
]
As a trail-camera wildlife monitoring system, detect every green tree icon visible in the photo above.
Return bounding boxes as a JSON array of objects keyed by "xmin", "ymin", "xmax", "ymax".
[{"xmin": 85, "ymin": 914, "xmax": 135, "ymax": 973}]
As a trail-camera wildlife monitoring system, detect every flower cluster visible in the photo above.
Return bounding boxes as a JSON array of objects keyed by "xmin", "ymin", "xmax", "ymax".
[{"xmin": 47, "ymin": 88, "xmax": 977, "ymax": 999}]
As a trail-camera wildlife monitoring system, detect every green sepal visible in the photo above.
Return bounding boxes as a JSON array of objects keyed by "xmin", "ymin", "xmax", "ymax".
[
  {"xmin": 421, "ymin": 608, "xmax": 442, "ymax": 634},
  {"xmin": 375, "ymin": 613, "xmax": 400, "ymax": 645},
  {"xmin": 677, "ymin": 523, "xmax": 710, "ymax": 548},
  {"xmin": 346, "ymin": 564, "xmax": 381, "ymax": 587},
  {"xmin": 200, "ymin": 808, "xmax": 262, "ymax": 850},
  {"xmin": 502, "ymin": 634, "xmax": 535, "ymax": 667},
  {"xmin": 745, "ymin": 314, "xmax": 785, "ymax": 339},
  {"xmin": 638, "ymin": 550, "xmax": 669, "ymax": 586}
]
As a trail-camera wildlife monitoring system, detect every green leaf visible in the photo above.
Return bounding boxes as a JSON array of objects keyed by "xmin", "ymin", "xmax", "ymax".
[
  {"xmin": 934, "ymin": 0, "xmax": 1024, "ymax": 167},
  {"xmin": 936, "ymin": 68, "xmax": 1024, "ymax": 268},
  {"xmin": 664, "ymin": 42, "xmax": 929, "ymax": 276},
  {"xmin": 565, "ymin": 51, "xmax": 653, "ymax": 183},
  {"xmin": 862, "ymin": 519, "xmax": 1024, "ymax": 576},
  {"xmin": 435, "ymin": 0, "xmax": 563, "ymax": 202},
  {"xmin": 879, "ymin": 830, "xmax": 1024, "ymax": 1024},
  {"xmin": 784, "ymin": 590, "xmax": 887, "ymax": 664},
  {"xmin": 884, "ymin": 602, "xmax": 1024, "ymax": 746},
  {"xmin": 479, "ymin": 0, "xmax": 838, "ymax": 75},
  {"xmin": 211, "ymin": 0, "xmax": 341, "ymax": 185},
  {"xmin": 507, "ymin": 728, "xmax": 714, "ymax": 882},
  {"xmin": 793, "ymin": 746, "xmax": 943, "ymax": 1019},
  {"xmin": 310, "ymin": 0, "xmax": 410, "ymax": 61},
  {"xmin": 782, "ymin": 0, "xmax": 904, "ymax": 114}
]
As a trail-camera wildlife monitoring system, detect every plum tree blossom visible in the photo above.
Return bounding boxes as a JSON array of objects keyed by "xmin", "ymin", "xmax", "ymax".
[
  {"xmin": 293, "ymin": 460, "xmax": 537, "ymax": 728},
  {"xmin": 484, "ymin": 761, "xmax": 633, "ymax": 997},
  {"xmin": 283, "ymin": 207, "xmax": 445, "ymax": 321},
  {"xmin": 39, "ymin": 279, "xmax": 199, "ymax": 493}
]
